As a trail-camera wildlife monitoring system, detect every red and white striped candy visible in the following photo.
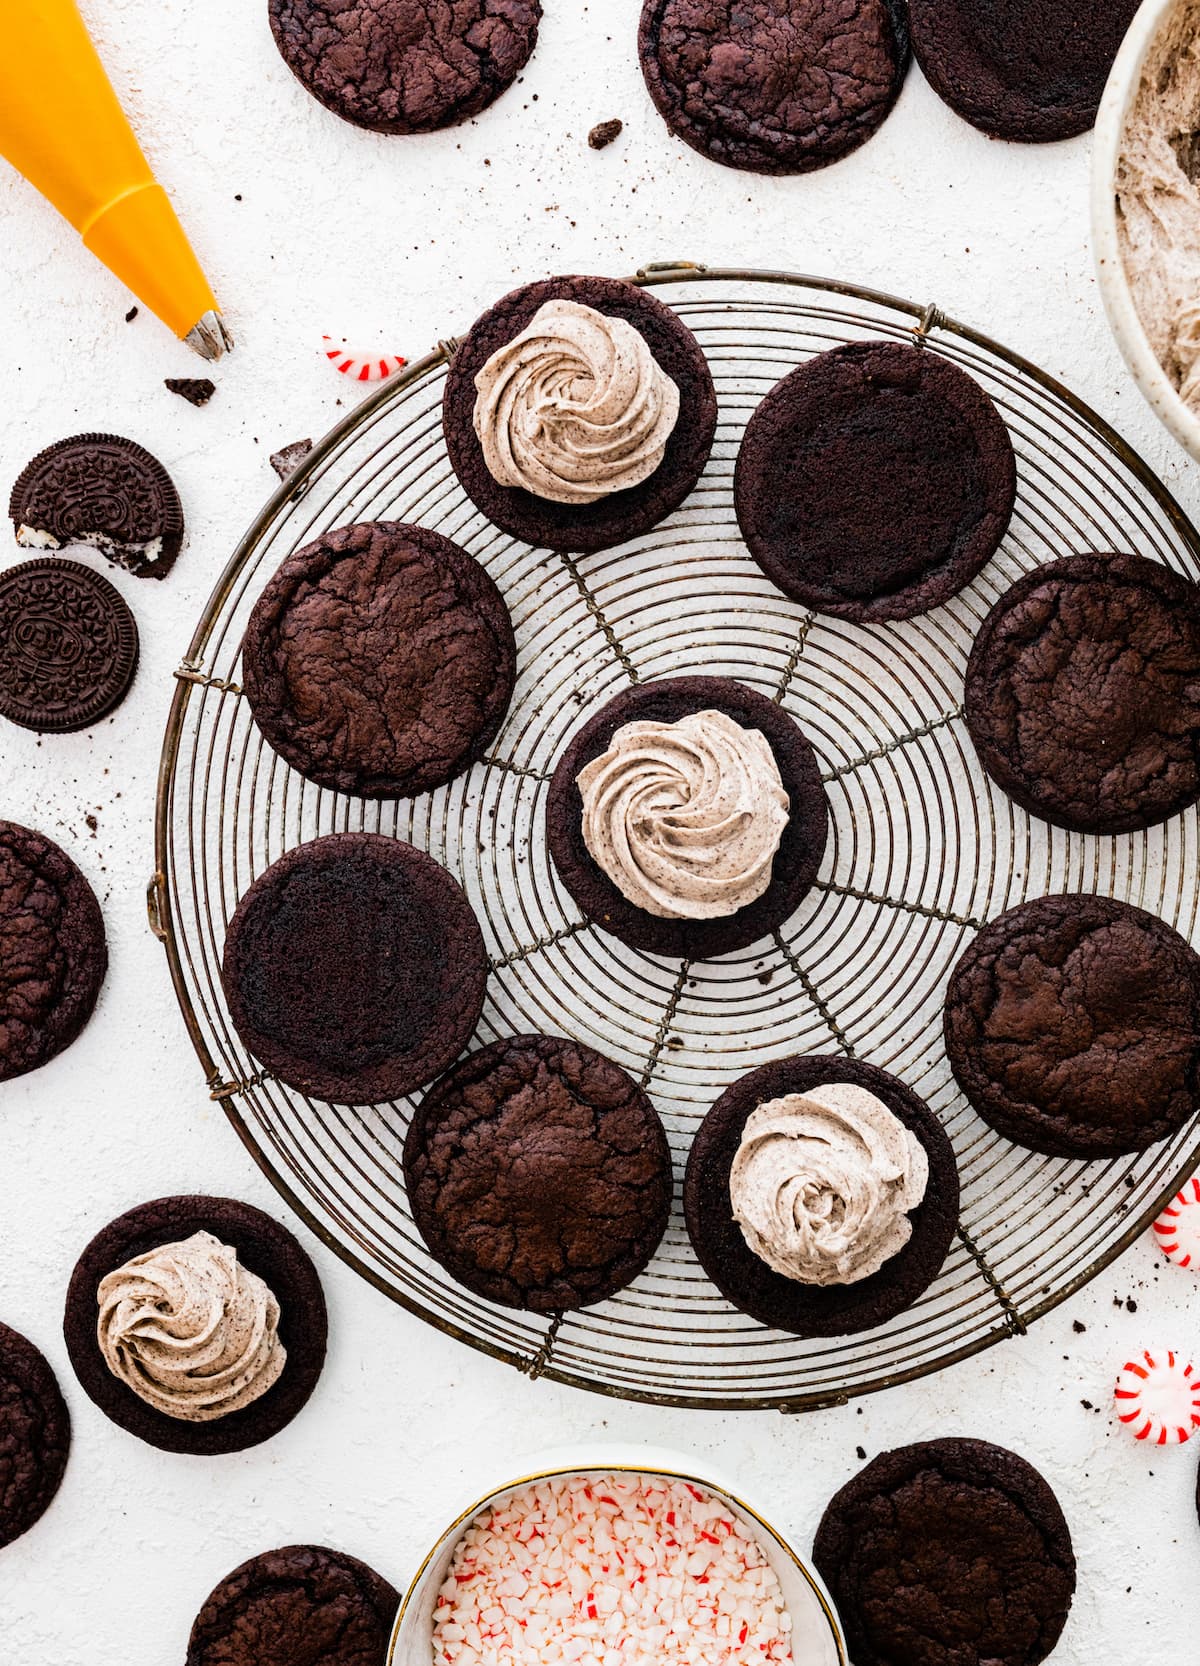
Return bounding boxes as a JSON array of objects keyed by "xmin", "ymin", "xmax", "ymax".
[
  {"xmin": 1114, "ymin": 1350, "xmax": 1200, "ymax": 1445},
  {"xmin": 321, "ymin": 337, "xmax": 407, "ymax": 383},
  {"xmin": 1152, "ymin": 1176, "xmax": 1200, "ymax": 1270}
]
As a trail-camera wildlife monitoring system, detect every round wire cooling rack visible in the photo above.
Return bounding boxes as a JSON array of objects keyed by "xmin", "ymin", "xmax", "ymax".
[{"xmin": 152, "ymin": 264, "xmax": 1200, "ymax": 1412}]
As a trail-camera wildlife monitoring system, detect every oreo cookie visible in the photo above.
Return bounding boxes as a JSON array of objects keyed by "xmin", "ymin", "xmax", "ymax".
[
  {"xmin": 404, "ymin": 1034, "xmax": 673, "ymax": 1312},
  {"xmin": 269, "ymin": 0, "xmax": 541, "ymax": 133},
  {"xmin": 10, "ymin": 432, "xmax": 184, "ymax": 578},
  {"xmin": 63, "ymin": 1195, "xmax": 327, "ymax": 1456},
  {"xmin": 0, "ymin": 821, "xmax": 107, "ymax": 1084},
  {"xmin": 222, "ymin": 834, "xmax": 487, "ymax": 1104},
  {"xmin": 242, "ymin": 521, "xmax": 516, "ymax": 798},
  {"xmin": 443, "ymin": 275, "xmax": 717, "ymax": 555},
  {"xmin": 945, "ymin": 893, "xmax": 1200, "ymax": 1158},
  {"xmin": 0, "ymin": 559, "xmax": 138, "ymax": 732},
  {"xmin": 0, "ymin": 1323, "xmax": 70, "ymax": 1549},
  {"xmin": 814, "ymin": 1438, "xmax": 1075, "ymax": 1666},
  {"xmin": 547, "ymin": 676, "xmax": 829, "ymax": 959},
  {"xmin": 684, "ymin": 1055, "xmax": 959, "ymax": 1336},
  {"xmin": 735, "ymin": 341, "xmax": 1016, "ymax": 621},
  {"xmin": 187, "ymin": 1544, "xmax": 398, "ymax": 1666},
  {"xmin": 639, "ymin": 0, "xmax": 910, "ymax": 174},
  {"xmin": 965, "ymin": 553, "xmax": 1200, "ymax": 835},
  {"xmin": 910, "ymin": 0, "xmax": 1141, "ymax": 143}
]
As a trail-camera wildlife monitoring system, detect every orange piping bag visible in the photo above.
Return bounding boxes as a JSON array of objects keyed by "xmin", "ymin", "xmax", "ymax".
[{"xmin": 0, "ymin": 0, "xmax": 232, "ymax": 358}]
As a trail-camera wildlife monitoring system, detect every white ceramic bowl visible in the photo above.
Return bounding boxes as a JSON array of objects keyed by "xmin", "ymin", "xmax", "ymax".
[
  {"xmin": 1093, "ymin": 0, "xmax": 1200, "ymax": 460},
  {"xmin": 387, "ymin": 1444, "xmax": 846, "ymax": 1666}
]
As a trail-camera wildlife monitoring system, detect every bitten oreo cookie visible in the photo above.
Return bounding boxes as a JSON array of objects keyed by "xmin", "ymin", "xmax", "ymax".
[
  {"xmin": 945, "ymin": 894, "xmax": 1200, "ymax": 1159},
  {"xmin": 910, "ymin": 0, "xmax": 1141, "ymax": 144},
  {"xmin": 404, "ymin": 1035, "xmax": 673, "ymax": 1312},
  {"xmin": 222, "ymin": 834, "xmax": 486, "ymax": 1104},
  {"xmin": 639, "ymin": 0, "xmax": 909, "ymax": 174},
  {"xmin": 0, "ymin": 559, "xmax": 138, "ymax": 732},
  {"xmin": 63, "ymin": 1195, "xmax": 327, "ymax": 1456},
  {"xmin": 443, "ymin": 275, "xmax": 717, "ymax": 555},
  {"xmin": 186, "ymin": 1544, "xmax": 399, "ymax": 1666},
  {"xmin": 10, "ymin": 432, "xmax": 184, "ymax": 578},
  {"xmin": 735, "ymin": 342, "xmax": 1016, "ymax": 621},
  {"xmin": 268, "ymin": 0, "xmax": 541, "ymax": 134},
  {"xmin": 965, "ymin": 553, "xmax": 1200, "ymax": 835},
  {"xmin": 242, "ymin": 521, "xmax": 516, "ymax": 798},
  {"xmin": 0, "ymin": 821, "xmax": 106, "ymax": 1084},
  {"xmin": 547, "ymin": 676, "xmax": 829, "ymax": 959},
  {"xmin": 813, "ymin": 1438, "xmax": 1075, "ymax": 1666},
  {"xmin": 684, "ymin": 1056, "xmax": 959, "ymax": 1336},
  {"xmin": 0, "ymin": 1323, "xmax": 70, "ymax": 1549}
]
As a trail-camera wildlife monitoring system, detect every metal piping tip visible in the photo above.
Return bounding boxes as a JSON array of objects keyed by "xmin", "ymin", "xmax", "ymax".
[{"xmin": 185, "ymin": 310, "xmax": 235, "ymax": 361}]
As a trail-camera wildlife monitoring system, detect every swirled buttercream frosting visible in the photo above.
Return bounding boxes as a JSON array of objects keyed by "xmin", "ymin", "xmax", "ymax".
[
  {"xmin": 729, "ymin": 1083, "xmax": 929, "ymax": 1286},
  {"xmin": 472, "ymin": 299, "xmax": 680, "ymax": 503},
  {"xmin": 576, "ymin": 709, "xmax": 790, "ymax": 920},
  {"xmin": 96, "ymin": 1231, "xmax": 286, "ymax": 1421}
]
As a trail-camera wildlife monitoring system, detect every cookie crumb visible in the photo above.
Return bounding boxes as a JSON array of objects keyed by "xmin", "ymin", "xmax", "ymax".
[
  {"xmin": 1073, "ymin": 1320, "xmax": 1086, "ymax": 1333},
  {"xmin": 165, "ymin": 378, "xmax": 216, "ymax": 407},
  {"xmin": 124, "ymin": 306, "xmax": 138, "ymax": 323},
  {"xmin": 270, "ymin": 439, "xmax": 313, "ymax": 482},
  {"xmin": 589, "ymin": 118, "xmax": 623, "ymax": 149}
]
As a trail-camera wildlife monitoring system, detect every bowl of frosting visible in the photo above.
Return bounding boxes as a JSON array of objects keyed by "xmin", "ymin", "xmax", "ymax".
[
  {"xmin": 1094, "ymin": 0, "xmax": 1200, "ymax": 460},
  {"xmin": 388, "ymin": 1446, "xmax": 846, "ymax": 1666}
]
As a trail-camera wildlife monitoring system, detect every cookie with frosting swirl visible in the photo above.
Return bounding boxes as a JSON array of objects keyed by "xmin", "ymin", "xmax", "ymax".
[
  {"xmin": 474, "ymin": 299, "xmax": 680, "ymax": 504},
  {"xmin": 97, "ymin": 1231, "xmax": 286, "ymax": 1422}
]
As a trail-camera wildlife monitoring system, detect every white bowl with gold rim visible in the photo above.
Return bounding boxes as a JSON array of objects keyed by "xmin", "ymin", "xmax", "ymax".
[
  {"xmin": 1093, "ymin": 0, "xmax": 1200, "ymax": 460},
  {"xmin": 387, "ymin": 1445, "xmax": 846, "ymax": 1665}
]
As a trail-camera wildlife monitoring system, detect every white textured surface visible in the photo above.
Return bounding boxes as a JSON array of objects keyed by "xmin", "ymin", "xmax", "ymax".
[{"xmin": 1, "ymin": 2, "xmax": 1199, "ymax": 1662}]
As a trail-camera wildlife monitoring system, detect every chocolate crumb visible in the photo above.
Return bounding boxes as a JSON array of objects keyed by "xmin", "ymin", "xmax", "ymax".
[
  {"xmin": 270, "ymin": 439, "xmax": 314, "ymax": 482},
  {"xmin": 165, "ymin": 378, "xmax": 216, "ymax": 407},
  {"xmin": 1073, "ymin": 1320, "xmax": 1086, "ymax": 1333},
  {"xmin": 125, "ymin": 306, "xmax": 138, "ymax": 323},
  {"xmin": 589, "ymin": 119, "xmax": 623, "ymax": 150},
  {"xmin": 856, "ymin": 1445, "xmax": 867, "ymax": 1460}
]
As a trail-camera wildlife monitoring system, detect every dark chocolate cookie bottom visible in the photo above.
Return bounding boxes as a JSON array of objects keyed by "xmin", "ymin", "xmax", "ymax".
[
  {"xmin": 187, "ymin": 1544, "xmax": 399, "ymax": 1666},
  {"xmin": 443, "ymin": 275, "xmax": 717, "ymax": 554},
  {"xmin": 945, "ymin": 894, "xmax": 1200, "ymax": 1158},
  {"xmin": 405, "ymin": 1034, "xmax": 673, "ymax": 1313},
  {"xmin": 735, "ymin": 341, "xmax": 1016, "ymax": 621},
  {"xmin": 547, "ymin": 676, "xmax": 829, "ymax": 959},
  {"xmin": 684, "ymin": 1056, "xmax": 959, "ymax": 1336},
  {"xmin": 965, "ymin": 553, "xmax": 1200, "ymax": 834},
  {"xmin": 814, "ymin": 1438, "xmax": 1075, "ymax": 1666},
  {"xmin": 63, "ymin": 1195, "xmax": 327, "ymax": 1456}
]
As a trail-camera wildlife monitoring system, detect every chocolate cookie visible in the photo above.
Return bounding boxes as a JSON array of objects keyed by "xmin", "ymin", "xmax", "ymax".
[
  {"xmin": 0, "ymin": 821, "xmax": 106, "ymax": 1083},
  {"xmin": 0, "ymin": 1324, "xmax": 70, "ymax": 1549},
  {"xmin": 684, "ymin": 1056, "xmax": 959, "ymax": 1336},
  {"xmin": 910, "ymin": 0, "xmax": 1141, "ymax": 144},
  {"xmin": 735, "ymin": 342, "xmax": 1016, "ymax": 621},
  {"xmin": 0, "ymin": 559, "xmax": 138, "ymax": 732},
  {"xmin": 63, "ymin": 1195, "xmax": 327, "ymax": 1456},
  {"xmin": 639, "ymin": 0, "xmax": 910, "ymax": 174},
  {"xmin": 404, "ymin": 1034, "xmax": 673, "ymax": 1312},
  {"xmin": 945, "ymin": 894, "xmax": 1200, "ymax": 1159},
  {"xmin": 547, "ymin": 676, "xmax": 829, "ymax": 959},
  {"xmin": 268, "ymin": 0, "xmax": 540, "ymax": 134},
  {"xmin": 242, "ymin": 521, "xmax": 516, "ymax": 798},
  {"xmin": 222, "ymin": 834, "xmax": 486, "ymax": 1103},
  {"xmin": 814, "ymin": 1438, "xmax": 1075, "ymax": 1666},
  {"xmin": 443, "ymin": 275, "xmax": 717, "ymax": 554},
  {"xmin": 186, "ymin": 1544, "xmax": 399, "ymax": 1666},
  {"xmin": 965, "ymin": 553, "xmax": 1200, "ymax": 835},
  {"xmin": 10, "ymin": 432, "xmax": 184, "ymax": 578}
]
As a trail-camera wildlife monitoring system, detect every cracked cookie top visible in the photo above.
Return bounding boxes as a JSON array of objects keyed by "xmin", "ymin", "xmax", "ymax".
[
  {"xmin": 186, "ymin": 1544, "xmax": 399, "ymax": 1666},
  {"xmin": 404, "ymin": 1034, "xmax": 673, "ymax": 1312},
  {"xmin": 814, "ymin": 1437, "xmax": 1076, "ymax": 1666},
  {"xmin": 965, "ymin": 553, "xmax": 1200, "ymax": 834},
  {"xmin": 639, "ymin": 0, "xmax": 909, "ymax": 174},
  {"xmin": 945, "ymin": 893, "xmax": 1200, "ymax": 1159},
  {"xmin": 242, "ymin": 521, "xmax": 516, "ymax": 799},
  {"xmin": 0, "ymin": 1322, "xmax": 70, "ymax": 1550},
  {"xmin": 268, "ymin": 0, "xmax": 541, "ymax": 134}
]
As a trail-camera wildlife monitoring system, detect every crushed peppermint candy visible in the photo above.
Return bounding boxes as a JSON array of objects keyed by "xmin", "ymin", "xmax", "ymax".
[{"xmin": 432, "ymin": 1472, "xmax": 795, "ymax": 1666}]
